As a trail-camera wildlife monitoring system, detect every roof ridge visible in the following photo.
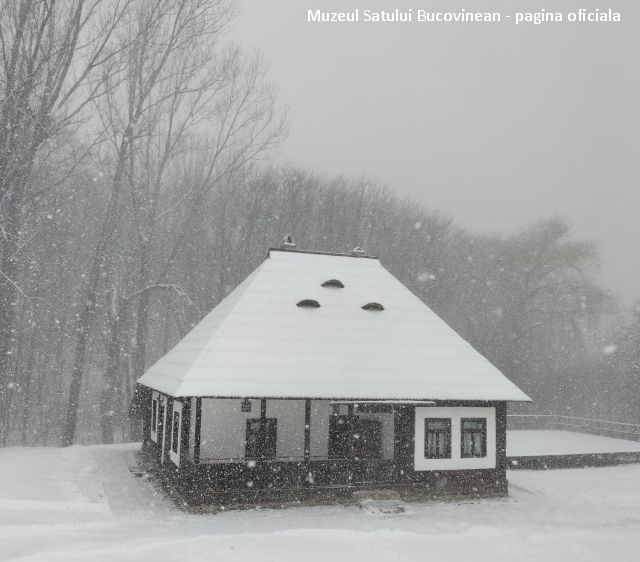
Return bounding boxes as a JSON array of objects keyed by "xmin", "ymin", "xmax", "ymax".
[{"xmin": 268, "ymin": 247, "xmax": 379, "ymax": 259}]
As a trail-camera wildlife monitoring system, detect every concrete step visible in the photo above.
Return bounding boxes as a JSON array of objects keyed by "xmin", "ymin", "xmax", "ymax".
[
  {"xmin": 354, "ymin": 490, "xmax": 405, "ymax": 514},
  {"xmin": 359, "ymin": 498, "xmax": 406, "ymax": 514},
  {"xmin": 352, "ymin": 489, "xmax": 400, "ymax": 501}
]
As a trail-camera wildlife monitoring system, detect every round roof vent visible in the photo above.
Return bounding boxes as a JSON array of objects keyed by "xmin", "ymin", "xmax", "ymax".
[
  {"xmin": 321, "ymin": 279, "xmax": 345, "ymax": 288},
  {"xmin": 297, "ymin": 299, "xmax": 321, "ymax": 308},
  {"xmin": 362, "ymin": 302, "xmax": 384, "ymax": 311}
]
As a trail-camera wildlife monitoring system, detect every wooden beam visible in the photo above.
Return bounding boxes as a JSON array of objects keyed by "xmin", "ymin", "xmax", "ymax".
[
  {"xmin": 194, "ymin": 398, "xmax": 202, "ymax": 465},
  {"xmin": 261, "ymin": 398, "xmax": 267, "ymax": 419},
  {"xmin": 304, "ymin": 399, "xmax": 311, "ymax": 460},
  {"xmin": 180, "ymin": 399, "xmax": 191, "ymax": 467},
  {"xmin": 347, "ymin": 404, "xmax": 355, "ymax": 459}
]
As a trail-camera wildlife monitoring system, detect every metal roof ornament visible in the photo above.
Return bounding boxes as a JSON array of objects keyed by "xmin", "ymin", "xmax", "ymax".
[{"xmin": 281, "ymin": 234, "xmax": 297, "ymax": 249}]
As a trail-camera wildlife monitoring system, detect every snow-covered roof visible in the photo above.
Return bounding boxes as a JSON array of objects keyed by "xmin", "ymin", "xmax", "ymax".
[{"xmin": 137, "ymin": 249, "xmax": 530, "ymax": 401}]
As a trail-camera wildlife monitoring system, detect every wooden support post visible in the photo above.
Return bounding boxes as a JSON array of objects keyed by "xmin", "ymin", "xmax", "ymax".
[
  {"xmin": 180, "ymin": 399, "xmax": 191, "ymax": 467},
  {"xmin": 260, "ymin": 398, "xmax": 267, "ymax": 419},
  {"xmin": 304, "ymin": 399, "xmax": 311, "ymax": 460},
  {"xmin": 347, "ymin": 404, "xmax": 355, "ymax": 459},
  {"xmin": 163, "ymin": 398, "xmax": 173, "ymax": 465},
  {"xmin": 194, "ymin": 398, "xmax": 202, "ymax": 465}
]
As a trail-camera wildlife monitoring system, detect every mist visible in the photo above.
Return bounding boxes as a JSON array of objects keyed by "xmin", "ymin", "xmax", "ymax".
[{"xmin": 232, "ymin": 0, "xmax": 640, "ymax": 301}]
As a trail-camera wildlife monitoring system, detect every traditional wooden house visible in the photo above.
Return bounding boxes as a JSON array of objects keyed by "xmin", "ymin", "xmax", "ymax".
[{"xmin": 135, "ymin": 241, "xmax": 530, "ymax": 506}]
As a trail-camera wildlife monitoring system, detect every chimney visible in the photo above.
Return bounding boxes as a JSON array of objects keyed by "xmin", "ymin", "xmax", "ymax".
[{"xmin": 281, "ymin": 234, "xmax": 296, "ymax": 249}]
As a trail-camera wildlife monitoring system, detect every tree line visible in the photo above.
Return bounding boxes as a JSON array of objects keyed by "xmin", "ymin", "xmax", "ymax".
[{"xmin": 0, "ymin": 0, "xmax": 637, "ymax": 446}]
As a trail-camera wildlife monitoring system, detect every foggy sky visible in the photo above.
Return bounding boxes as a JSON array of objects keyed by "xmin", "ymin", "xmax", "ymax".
[{"xmin": 231, "ymin": 0, "xmax": 639, "ymax": 303}]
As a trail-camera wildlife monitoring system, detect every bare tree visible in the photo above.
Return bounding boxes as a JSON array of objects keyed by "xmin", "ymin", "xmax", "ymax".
[
  {"xmin": 62, "ymin": 0, "xmax": 285, "ymax": 445},
  {"xmin": 0, "ymin": 0, "xmax": 129, "ymax": 443}
]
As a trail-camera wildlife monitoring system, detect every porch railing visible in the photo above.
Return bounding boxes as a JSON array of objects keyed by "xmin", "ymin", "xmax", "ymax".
[{"xmin": 507, "ymin": 414, "xmax": 640, "ymax": 442}]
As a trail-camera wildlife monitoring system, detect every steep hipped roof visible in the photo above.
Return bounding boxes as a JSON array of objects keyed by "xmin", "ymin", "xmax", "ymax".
[{"xmin": 137, "ymin": 249, "xmax": 530, "ymax": 401}]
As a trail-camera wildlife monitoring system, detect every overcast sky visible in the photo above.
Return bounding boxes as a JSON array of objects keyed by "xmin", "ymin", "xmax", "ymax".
[{"xmin": 230, "ymin": 0, "xmax": 639, "ymax": 302}]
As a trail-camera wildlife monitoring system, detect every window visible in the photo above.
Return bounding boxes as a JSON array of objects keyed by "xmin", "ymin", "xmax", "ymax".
[
  {"xmin": 246, "ymin": 418, "xmax": 277, "ymax": 459},
  {"xmin": 297, "ymin": 299, "xmax": 320, "ymax": 308},
  {"xmin": 425, "ymin": 418, "xmax": 451, "ymax": 459},
  {"xmin": 362, "ymin": 302, "xmax": 384, "ymax": 311},
  {"xmin": 461, "ymin": 418, "xmax": 487, "ymax": 458},
  {"xmin": 322, "ymin": 279, "xmax": 345, "ymax": 288},
  {"xmin": 171, "ymin": 411, "xmax": 180, "ymax": 454}
]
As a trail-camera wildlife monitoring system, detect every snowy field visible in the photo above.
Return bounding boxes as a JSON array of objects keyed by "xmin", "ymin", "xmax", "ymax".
[
  {"xmin": 1, "ymin": 444, "xmax": 639, "ymax": 562},
  {"xmin": 507, "ymin": 429, "xmax": 640, "ymax": 456}
]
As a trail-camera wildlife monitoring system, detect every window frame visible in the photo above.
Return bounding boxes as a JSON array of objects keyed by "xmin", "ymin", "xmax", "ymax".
[
  {"xmin": 424, "ymin": 418, "xmax": 452, "ymax": 459},
  {"xmin": 460, "ymin": 417, "xmax": 487, "ymax": 458},
  {"xmin": 169, "ymin": 401, "xmax": 182, "ymax": 466},
  {"xmin": 245, "ymin": 418, "xmax": 278, "ymax": 460}
]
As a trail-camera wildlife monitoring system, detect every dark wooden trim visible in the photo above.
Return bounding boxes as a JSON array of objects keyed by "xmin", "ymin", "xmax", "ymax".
[
  {"xmin": 260, "ymin": 398, "xmax": 267, "ymax": 419},
  {"xmin": 304, "ymin": 399, "xmax": 311, "ymax": 460},
  {"xmin": 347, "ymin": 404, "xmax": 355, "ymax": 462},
  {"xmin": 495, "ymin": 401, "xmax": 507, "ymax": 469},
  {"xmin": 145, "ymin": 455, "xmax": 508, "ymax": 508},
  {"xmin": 194, "ymin": 397, "xmax": 202, "ymax": 465},
  {"xmin": 163, "ymin": 397, "xmax": 173, "ymax": 465},
  {"xmin": 180, "ymin": 398, "xmax": 191, "ymax": 466}
]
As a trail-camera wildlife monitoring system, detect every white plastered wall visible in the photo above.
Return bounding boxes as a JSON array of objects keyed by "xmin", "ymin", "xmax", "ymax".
[
  {"xmin": 200, "ymin": 398, "xmax": 259, "ymax": 460},
  {"xmin": 198, "ymin": 399, "xmax": 396, "ymax": 462},
  {"xmin": 199, "ymin": 398, "xmax": 306, "ymax": 461},
  {"xmin": 414, "ymin": 406, "xmax": 496, "ymax": 471},
  {"xmin": 150, "ymin": 391, "xmax": 159, "ymax": 443},
  {"xmin": 267, "ymin": 399, "xmax": 305, "ymax": 458},
  {"xmin": 310, "ymin": 400, "xmax": 331, "ymax": 458}
]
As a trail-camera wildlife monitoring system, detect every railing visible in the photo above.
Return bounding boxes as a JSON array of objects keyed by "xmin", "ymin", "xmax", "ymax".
[{"xmin": 507, "ymin": 414, "xmax": 640, "ymax": 442}]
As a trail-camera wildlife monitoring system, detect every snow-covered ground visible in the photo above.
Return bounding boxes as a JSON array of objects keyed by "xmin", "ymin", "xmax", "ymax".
[
  {"xmin": 507, "ymin": 429, "xmax": 640, "ymax": 456},
  {"xmin": 1, "ymin": 444, "xmax": 639, "ymax": 562}
]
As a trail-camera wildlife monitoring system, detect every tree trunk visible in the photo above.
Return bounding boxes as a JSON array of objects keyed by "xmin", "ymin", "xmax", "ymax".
[
  {"xmin": 100, "ymin": 311, "xmax": 123, "ymax": 444},
  {"xmin": 61, "ymin": 135, "xmax": 130, "ymax": 447}
]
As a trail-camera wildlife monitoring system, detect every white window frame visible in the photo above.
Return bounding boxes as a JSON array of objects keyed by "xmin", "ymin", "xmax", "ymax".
[
  {"xmin": 160, "ymin": 395, "xmax": 168, "ymax": 465},
  {"xmin": 150, "ymin": 391, "xmax": 159, "ymax": 443},
  {"xmin": 414, "ymin": 407, "xmax": 496, "ymax": 471},
  {"xmin": 169, "ymin": 401, "xmax": 183, "ymax": 467}
]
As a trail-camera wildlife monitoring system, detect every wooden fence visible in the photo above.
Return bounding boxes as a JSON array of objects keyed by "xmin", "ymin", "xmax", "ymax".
[{"xmin": 507, "ymin": 414, "xmax": 640, "ymax": 442}]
